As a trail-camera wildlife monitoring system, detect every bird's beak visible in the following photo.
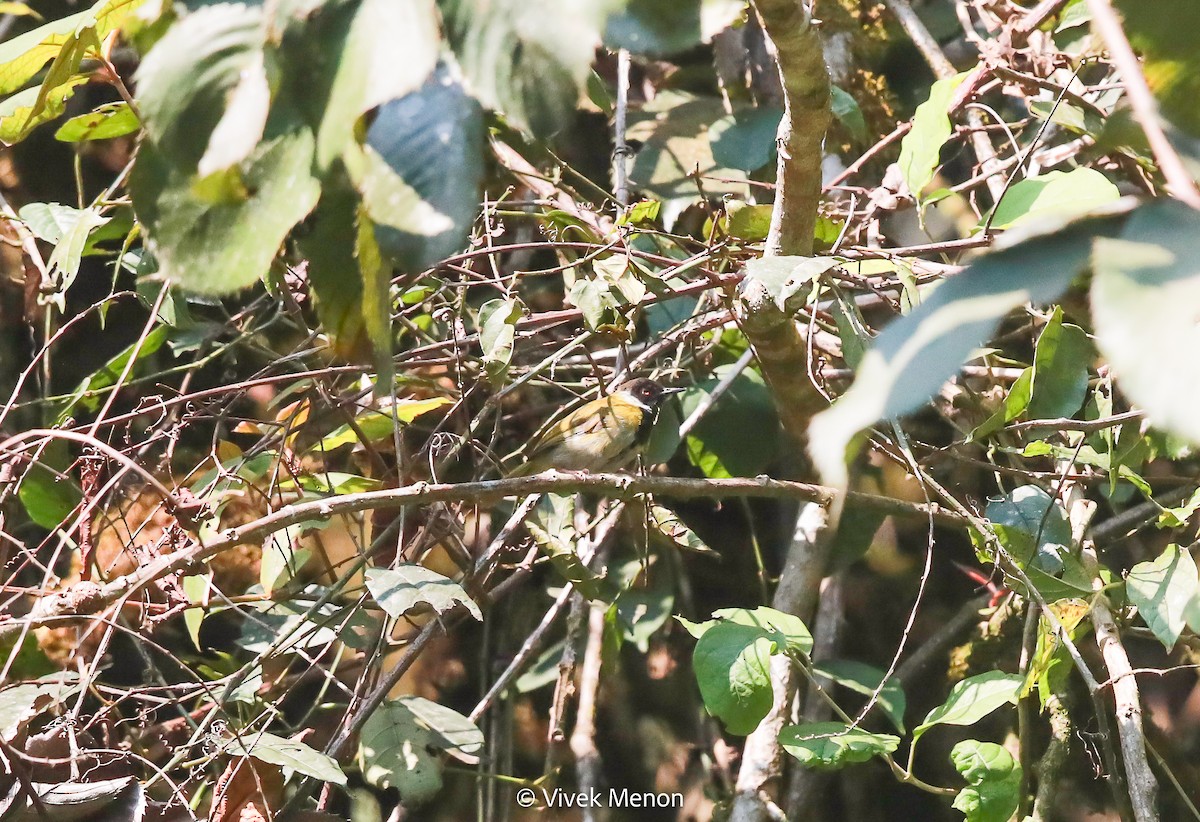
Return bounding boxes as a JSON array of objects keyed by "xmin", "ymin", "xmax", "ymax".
[{"xmin": 662, "ymin": 387, "xmax": 685, "ymax": 396}]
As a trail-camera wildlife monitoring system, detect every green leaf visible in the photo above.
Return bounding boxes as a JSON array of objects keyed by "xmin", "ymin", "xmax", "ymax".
[
  {"xmin": 813, "ymin": 660, "xmax": 907, "ymax": 733},
  {"xmin": 364, "ymin": 68, "xmax": 484, "ymax": 272},
  {"xmin": 809, "ymin": 212, "xmax": 1127, "ymax": 488},
  {"xmin": 44, "ymin": 205, "xmax": 110, "ymax": 305},
  {"xmin": 694, "ymin": 621, "xmax": 776, "ymax": 734},
  {"xmin": 626, "ymin": 91, "xmax": 751, "ymax": 205},
  {"xmin": 709, "ymin": 106, "xmax": 783, "ymax": 172},
  {"xmin": 442, "ymin": 0, "xmax": 605, "ymax": 138},
  {"xmin": 132, "ymin": 128, "xmax": 321, "ymax": 295},
  {"xmin": 604, "ymin": 0, "xmax": 702, "ymax": 56},
  {"xmin": 1091, "ymin": 200, "xmax": 1200, "ymax": 446},
  {"xmin": 1028, "ymin": 306, "xmax": 1091, "ymax": 419},
  {"xmin": 987, "ymin": 168, "xmax": 1119, "ymax": 230},
  {"xmin": 679, "ymin": 365, "xmax": 779, "ymax": 478},
  {"xmin": 969, "ymin": 367, "xmax": 1032, "ymax": 442},
  {"xmin": 366, "ymin": 565, "xmax": 482, "ymax": 622},
  {"xmin": 743, "ymin": 255, "xmax": 838, "ymax": 313},
  {"xmin": 1126, "ymin": 543, "xmax": 1199, "ymax": 649},
  {"xmin": 915, "ymin": 671, "xmax": 1023, "ymax": 740},
  {"xmin": 312, "ymin": 397, "xmax": 452, "ymax": 452},
  {"xmin": 830, "ymin": 85, "xmax": 867, "ymax": 144},
  {"xmin": 55, "ymin": 101, "xmax": 140, "ymax": 142},
  {"xmin": 720, "ymin": 200, "xmax": 774, "ymax": 242},
  {"xmin": 526, "ymin": 494, "xmax": 615, "ymax": 600},
  {"xmin": 648, "ymin": 504, "xmax": 718, "ymax": 556},
  {"xmin": 225, "ymin": 730, "xmax": 347, "ymax": 784},
  {"xmin": 0, "ymin": 0, "xmax": 144, "ymax": 96},
  {"xmin": 950, "ymin": 740, "xmax": 1022, "ymax": 822},
  {"xmin": 898, "ymin": 71, "xmax": 968, "ymax": 200},
  {"xmin": 359, "ymin": 697, "xmax": 484, "ymax": 803},
  {"xmin": 691, "ymin": 607, "xmax": 813, "ymax": 734},
  {"xmin": 18, "ymin": 462, "xmax": 81, "ymax": 529},
  {"xmin": 479, "ymin": 297, "xmax": 522, "ymax": 383},
  {"xmin": 984, "ymin": 485, "xmax": 1071, "ymax": 568},
  {"xmin": 779, "ymin": 722, "xmax": 900, "ymax": 770},
  {"xmin": 273, "ymin": 0, "xmax": 439, "ymax": 172},
  {"xmin": 259, "ymin": 524, "xmax": 312, "ymax": 596},
  {"xmin": 1158, "ymin": 487, "xmax": 1200, "ymax": 528},
  {"xmin": 0, "ymin": 73, "xmax": 89, "ymax": 146},
  {"xmin": 133, "ymin": 3, "xmax": 264, "ymax": 171},
  {"xmin": 182, "ymin": 574, "xmax": 209, "ymax": 652},
  {"xmin": 610, "ymin": 554, "xmax": 675, "ymax": 652}
]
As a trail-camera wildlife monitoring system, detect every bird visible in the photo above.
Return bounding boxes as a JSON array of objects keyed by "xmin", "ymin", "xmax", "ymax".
[{"xmin": 509, "ymin": 378, "xmax": 683, "ymax": 476}]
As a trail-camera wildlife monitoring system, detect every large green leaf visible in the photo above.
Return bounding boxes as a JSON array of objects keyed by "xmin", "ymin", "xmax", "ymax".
[
  {"xmin": 132, "ymin": 128, "xmax": 320, "ymax": 294},
  {"xmin": 1114, "ymin": 0, "xmax": 1200, "ymax": 138},
  {"xmin": 18, "ymin": 463, "xmax": 81, "ymax": 529},
  {"xmin": 366, "ymin": 565, "xmax": 482, "ymax": 622},
  {"xmin": 1091, "ymin": 200, "xmax": 1200, "ymax": 445},
  {"xmin": 272, "ymin": 0, "xmax": 439, "ymax": 171},
  {"xmin": 1126, "ymin": 543, "xmax": 1199, "ymax": 650},
  {"xmin": 1027, "ymin": 306, "xmax": 1091, "ymax": 420},
  {"xmin": 688, "ymin": 607, "xmax": 812, "ymax": 734},
  {"xmin": 358, "ymin": 697, "xmax": 484, "ymax": 803},
  {"xmin": 809, "ymin": 213, "xmax": 1126, "ymax": 487},
  {"xmin": 604, "ymin": 0, "xmax": 746, "ymax": 58},
  {"xmin": 441, "ymin": 0, "xmax": 605, "ymax": 137},
  {"xmin": 363, "ymin": 67, "xmax": 484, "ymax": 272},
  {"xmin": 678, "ymin": 365, "xmax": 779, "ymax": 478},
  {"xmin": 55, "ymin": 101, "xmax": 140, "ymax": 142},
  {"xmin": 813, "ymin": 660, "xmax": 907, "ymax": 733},
  {"xmin": 627, "ymin": 91, "xmax": 751, "ymax": 204},
  {"xmin": 134, "ymin": 3, "xmax": 264, "ymax": 170},
  {"xmin": 709, "ymin": 106, "xmax": 783, "ymax": 173}
]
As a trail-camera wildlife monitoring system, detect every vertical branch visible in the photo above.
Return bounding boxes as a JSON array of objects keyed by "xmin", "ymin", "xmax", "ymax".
[
  {"xmin": 736, "ymin": 0, "xmax": 831, "ymax": 444},
  {"xmin": 612, "ymin": 49, "xmax": 632, "ymax": 208},
  {"xmin": 569, "ymin": 600, "xmax": 608, "ymax": 822},
  {"xmin": 1064, "ymin": 478, "xmax": 1158, "ymax": 821}
]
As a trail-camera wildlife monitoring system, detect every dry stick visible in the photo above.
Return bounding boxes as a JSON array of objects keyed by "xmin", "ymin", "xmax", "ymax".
[
  {"xmin": 568, "ymin": 600, "xmax": 608, "ymax": 822},
  {"xmin": 1085, "ymin": 0, "xmax": 1200, "ymax": 209},
  {"xmin": 1062, "ymin": 469, "xmax": 1154, "ymax": 822}
]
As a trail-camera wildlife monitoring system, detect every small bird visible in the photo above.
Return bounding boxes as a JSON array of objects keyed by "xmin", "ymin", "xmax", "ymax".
[{"xmin": 510, "ymin": 378, "xmax": 683, "ymax": 476}]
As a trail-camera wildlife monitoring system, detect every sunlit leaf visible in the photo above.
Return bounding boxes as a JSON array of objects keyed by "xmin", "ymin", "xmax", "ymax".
[
  {"xmin": 1126, "ymin": 543, "xmax": 1199, "ymax": 649},
  {"xmin": 915, "ymin": 671, "xmax": 1022, "ymax": 740},
  {"xmin": 898, "ymin": 71, "xmax": 968, "ymax": 200}
]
